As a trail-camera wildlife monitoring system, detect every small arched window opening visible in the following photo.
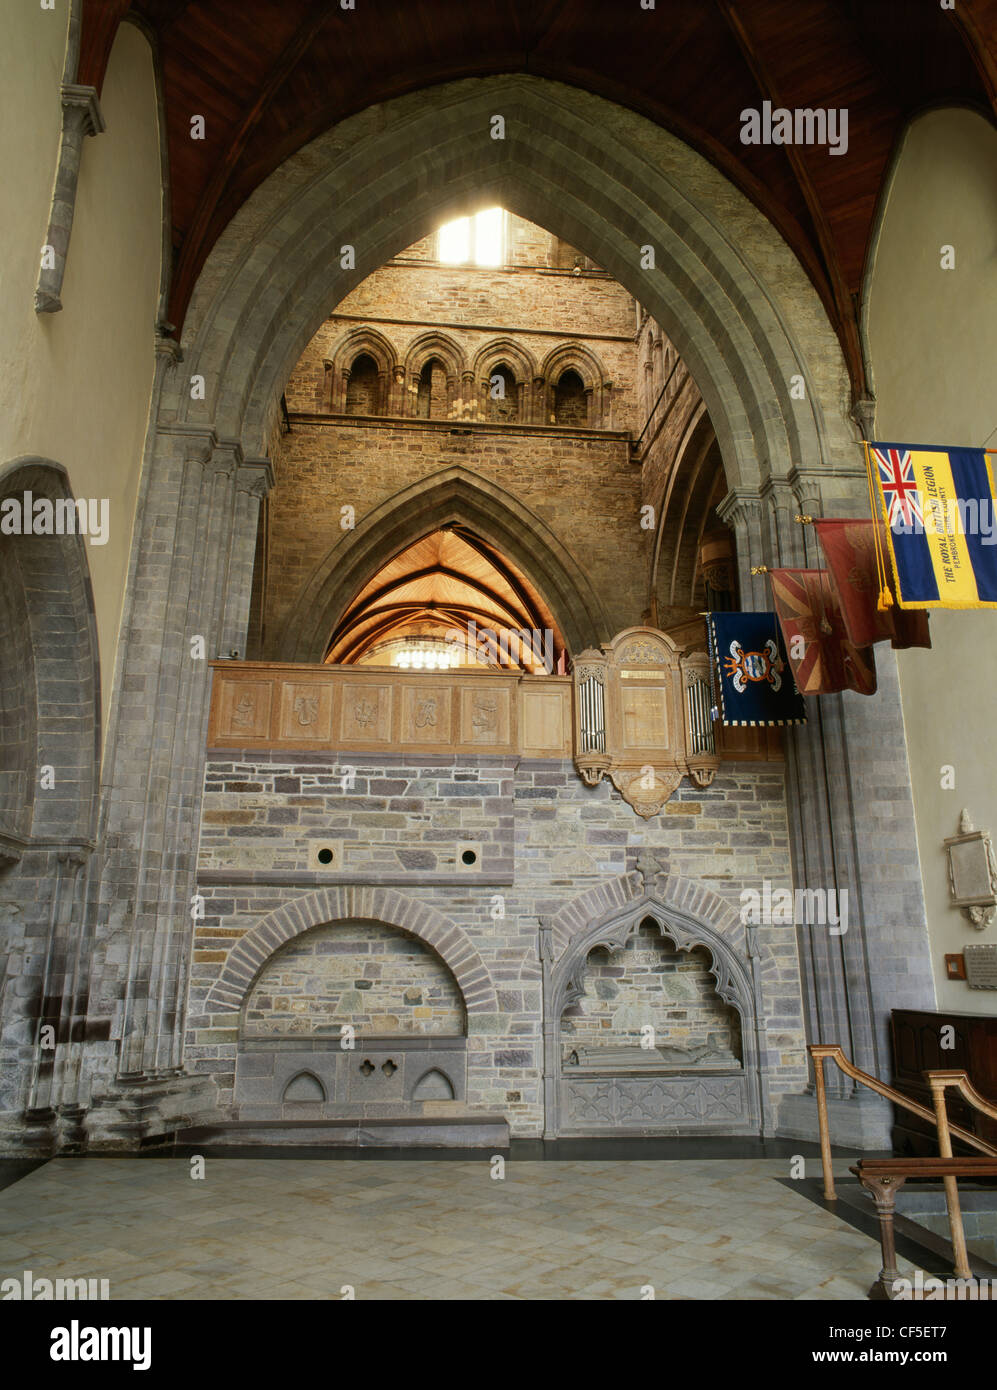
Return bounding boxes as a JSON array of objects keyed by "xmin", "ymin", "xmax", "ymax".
[
  {"xmin": 486, "ymin": 364, "xmax": 518, "ymax": 422},
  {"xmin": 345, "ymin": 353, "xmax": 380, "ymax": 415},
  {"xmin": 554, "ymin": 369, "xmax": 587, "ymax": 426},
  {"xmin": 417, "ymin": 357, "xmax": 449, "ymax": 419}
]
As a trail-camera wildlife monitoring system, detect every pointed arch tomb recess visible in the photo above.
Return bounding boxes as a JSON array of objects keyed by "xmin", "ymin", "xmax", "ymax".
[{"xmin": 540, "ymin": 869, "xmax": 771, "ymax": 1138}]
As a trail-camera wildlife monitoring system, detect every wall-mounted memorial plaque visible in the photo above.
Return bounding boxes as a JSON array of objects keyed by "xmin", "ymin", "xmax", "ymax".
[{"xmin": 964, "ymin": 944, "xmax": 997, "ymax": 990}]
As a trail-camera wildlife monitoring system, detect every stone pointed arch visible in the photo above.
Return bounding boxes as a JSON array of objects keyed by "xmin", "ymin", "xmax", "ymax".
[
  {"xmin": 540, "ymin": 869, "xmax": 770, "ymax": 1137},
  {"xmin": 276, "ymin": 463, "xmax": 612, "ymax": 661},
  {"xmin": 205, "ymin": 884, "xmax": 498, "ymax": 1014},
  {"xmin": 539, "ymin": 341, "xmax": 605, "ymax": 393},
  {"xmin": 282, "ymin": 1070, "xmax": 326, "ymax": 1103},
  {"xmin": 169, "ymin": 76, "xmax": 855, "ymax": 486},
  {"xmin": 404, "ymin": 331, "xmax": 466, "ymax": 384},
  {"xmin": 470, "ymin": 337, "xmax": 537, "ymax": 387},
  {"xmin": 330, "ymin": 325, "xmax": 398, "ymax": 378}
]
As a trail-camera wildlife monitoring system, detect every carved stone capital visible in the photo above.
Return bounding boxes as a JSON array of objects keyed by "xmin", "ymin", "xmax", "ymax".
[
  {"xmin": 209, "ymin": 438, "xmax": 245, "ymax": 476},
  {"xmin": 237, "ymin": 456, "xmax": 275, "ymax": 499},
  {"xmin": 717, "ymin": 488, "xmax": 762, "ymax": 532},
  {"xmin": 155, "ymin": 335, "xmax": 184, "ymax": 367},
  {"xmin": 56, "ymin": 847, "xmax": 89, "ymax": 870},
  {"xmin": 60, "ymin": 83, "xmax": 105, "ymax": 137},
  {"xmin": 788, "ymin": 468, "xmax": 825, "ymax": 513},
  {"xmin": 850, "ymin": 394, "xmax": 877, "ymax": 441}
]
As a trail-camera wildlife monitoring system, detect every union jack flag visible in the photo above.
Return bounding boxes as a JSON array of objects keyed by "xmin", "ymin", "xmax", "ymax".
[{"xmin": 873, "ymin": 446, "xmax": 923, "ymax": 529}]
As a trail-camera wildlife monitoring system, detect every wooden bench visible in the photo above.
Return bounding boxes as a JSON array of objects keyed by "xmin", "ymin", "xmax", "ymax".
[{"xmin": 851, "ymin": 1157, "xmax": 997, "ymax": 1298}]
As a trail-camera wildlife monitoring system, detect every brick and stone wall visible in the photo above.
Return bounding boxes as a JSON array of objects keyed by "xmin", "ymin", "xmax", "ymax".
[
  {"xmin": 561, "ymin": 927, "xmax": 739, "ymax": 1059},
  {"xmin": 242, "ymin": 921, "xmax": 465, "ymax": 1038},
  {"xmin": 189, "ymin": 749, "xmax": 807, "ymax": 1137},
  {"xmin": 258, "ymin": 421, "xmax": 642, "ymax": 647}
]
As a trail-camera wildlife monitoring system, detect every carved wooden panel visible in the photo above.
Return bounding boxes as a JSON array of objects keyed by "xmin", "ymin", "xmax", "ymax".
[
  {"xmin": 341, "ymin": 684, "xmax": 392, "ymax": 743},
  {"xmin": 214, "ymin": 678, "xmax": 273, "ymax": 742},
  {"xmin": 278, "ymin": 681, "xmax": 335, "ymax": 742},
  {"xmin": 619, "ymin": 684, "xmax": 669, "ymax": 751},
  {"xmin": 459, "ymin": 685, "xmax": 511, "ymax": 747},
  {"xmin": 400, "ymin": 685, "xmax": 453, "ymax": 746}
]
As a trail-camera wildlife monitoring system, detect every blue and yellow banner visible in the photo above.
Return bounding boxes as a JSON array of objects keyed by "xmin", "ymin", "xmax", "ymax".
[{"xmin": 867, "ymin": 441, "xmax": 997, "ymax": 609}]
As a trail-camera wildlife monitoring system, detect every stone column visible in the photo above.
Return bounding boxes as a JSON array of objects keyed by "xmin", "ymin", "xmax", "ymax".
[
  {"xmin": 538, "ymin": 919, "xmax": 558, "ymax": 1138},
  {"xmin": 219, "ymin": 457, "xmax": 274, "ymax": 660},
  {"xmin": 35, "ymin": 85, "xmax": 105, "ymax": 314},
  {"xmin": 717, "ymin": 489, "xmax": 766, "ymax": 609},
  {"xmin": 93, "ymin": 420, "xmax": 269, "ymax": 1098},
  {"xmin": 460, "ymin": 370, "xmax": 474, "ymax": 421},
  {"xmin": 25, "ymin": 848, "xmax": 89, "ymax": 1117},
  {"xmin": 533, "ymin": 376, "xmax": 547, "ymax": 425},
  {"xmin": 718, "ymin": 473, "xmax": 934, "ymax": 1145}
]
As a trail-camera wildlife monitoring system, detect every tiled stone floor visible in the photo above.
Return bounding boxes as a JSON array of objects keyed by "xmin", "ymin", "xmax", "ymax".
[{"xmin": 0, "ymin": 1157, "xmax": 923, "ymax": 1300}]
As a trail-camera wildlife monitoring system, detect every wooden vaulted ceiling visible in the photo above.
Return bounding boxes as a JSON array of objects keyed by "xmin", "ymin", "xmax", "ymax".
[
  {"xmin": 325, "ymin": 526, "xmax": 564, "ymax": 669},
  {"xmin": 82, "ymin": 0, "xmax": 997, "ymax": 395}
]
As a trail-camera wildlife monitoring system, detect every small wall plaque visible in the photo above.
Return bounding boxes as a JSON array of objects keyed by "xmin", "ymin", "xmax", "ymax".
[
  {"xmin": 964, "ymin": 944, "xmax": 997, "ymax": 991},
  {"xmin": 943, "ymin": 808, "xmax": 997, "ymax": 930}
]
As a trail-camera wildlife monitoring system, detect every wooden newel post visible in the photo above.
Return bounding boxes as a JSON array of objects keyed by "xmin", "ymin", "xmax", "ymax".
[
  {"xmin": 811, "ymin": 1045, "xmax": 836, "ymax": 1201},
  {"xmin": 929, "ymin": 1075, "xmax": 972, "ymax": 1279}
]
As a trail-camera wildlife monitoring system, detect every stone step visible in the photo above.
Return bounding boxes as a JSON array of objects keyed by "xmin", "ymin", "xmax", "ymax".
[{"xmin": 175, "ymin": 1115, "xmax": 510, "ymax": 1148}]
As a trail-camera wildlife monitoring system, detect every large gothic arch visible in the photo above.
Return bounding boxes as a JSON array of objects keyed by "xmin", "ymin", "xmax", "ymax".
[
  {"xmin": 166, "ymin": 75, "xmax": 857, "ymax": 490},
  {"xmin": 93, "ymin": 71, "xmax": 932, "ymax": 1127},
  {"xmin": 278, "ymin": 464, "xmax": 612, "ymax": 661}
]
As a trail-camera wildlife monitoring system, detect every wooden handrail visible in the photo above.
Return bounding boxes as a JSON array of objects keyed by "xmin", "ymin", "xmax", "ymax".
[
  {"xmin": 809, "ymin": 1044, "xmax": 997, "ymax": 1170},
  {"xmin": 810, "ymin": 1043, "xmax": 997, "ymax": 1285},
  {"xmin": 925, "ymin": 1068, "xmax": 997, "ymax": 1123}
]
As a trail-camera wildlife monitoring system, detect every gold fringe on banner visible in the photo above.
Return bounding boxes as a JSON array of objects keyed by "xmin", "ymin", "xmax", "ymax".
[{"xmin": 863, "ymin": 440, "xmax": 893, "ymax": 611}]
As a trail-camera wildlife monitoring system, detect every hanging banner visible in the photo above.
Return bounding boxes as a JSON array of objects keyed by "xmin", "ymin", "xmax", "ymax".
[
  {"xmin": 867, "ymin": 441, "xmax": 997, "ymax": 609},
  {"xmin": 708, "ymin": 611, "xmax": 807, "ymax": 726}
]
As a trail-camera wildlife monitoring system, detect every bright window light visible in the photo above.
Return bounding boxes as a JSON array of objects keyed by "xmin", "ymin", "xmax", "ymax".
[
  {"xmin": 438, "ymin": 216, "xmax": 470, "ymax": 264},
  {"xmin": 437, "ymin": 208, "xmax": 504, "ymax": 266},
  {"xmin": 473, "ymin": 208, "xmax": 503, "ymax": 266},
  {"xmin": 391, "ymin": 641, "xmax": 460, "ymax": 670}
]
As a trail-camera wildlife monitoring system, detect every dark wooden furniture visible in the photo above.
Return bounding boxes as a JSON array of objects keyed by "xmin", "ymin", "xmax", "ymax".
[{"xmin": 890, "ymin": 1009, "xmax": 997, "ymax": 1156}]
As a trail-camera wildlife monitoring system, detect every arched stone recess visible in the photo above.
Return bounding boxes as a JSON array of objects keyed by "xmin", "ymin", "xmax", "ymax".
[
  {"xmin": 0, "ymin": 458, "xmax": 101, "ymax": 1124},
  {"xmin": 169, "ymin": 76, "xmax": 856, "ymax": 488},
  {"xmin": 540, "ymin": 869, "xmax": 771, "ymax": 1137},
  {"xmin": 472, "ymin": 339, "xmax": 536, "ymax": 423},
  {"xmin": 327, "ymin": 326, "xmax": 397, "ymax": 414},
  {"xmin": 0, "ymin": 458, "xmax": 101, "ymax": 855},
  {"xmin": 276, "ymin": 464, "xmax": 612, "ymax": 662},
  {"xmin": 471, "ymin": 338, "xmax": 537, "ymax": 389},
  {"xmin": 330, "ymin": 326, "xmax": 398, "ymax": 376},
  {"xmin": 205, "ymin": 885, "xmax": 499, "ymax": 1015},
  {"xmin": 539, "ymin": 340, "xmax": 603, "ymax": 394},
  {"xmin": 403, "ymin": 332, "xmax": 466, "ymax": 386}
]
